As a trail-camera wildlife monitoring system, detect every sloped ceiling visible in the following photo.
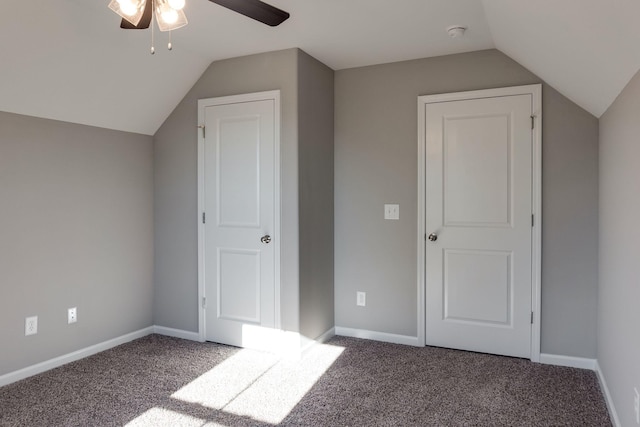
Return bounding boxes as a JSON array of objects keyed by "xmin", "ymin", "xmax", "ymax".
[
  {"xmin": 1, "ymin": 0, "xmax": 638, "ymax": 135},
  {"xmin": 483, "ymin": 0, "xmax": 640, "ymax": 118}
]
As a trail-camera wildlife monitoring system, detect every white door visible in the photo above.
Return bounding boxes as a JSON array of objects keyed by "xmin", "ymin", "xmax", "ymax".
[
  {"xmin": 423, "ymin": 92, "xmax": 534, "ymax": 358},
  {"xmin": 199, "ymin": 92, "xmax": 279, "ymax": 349}
]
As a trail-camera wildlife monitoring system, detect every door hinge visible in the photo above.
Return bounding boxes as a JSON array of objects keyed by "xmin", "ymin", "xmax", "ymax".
[
  {"xmin": 424, "ymin": 233, "xmax": 427, "ymax": 241},
  {"xmin": 531, "ymin": 311, "xmax": 534, "ymax": 324},
  {"xmin": 202, "ymin": 212, "xmax": 206, "ymax": 224},
  {"xmin": 531, "ymin": 214, "xmax": 534, "ymax": 227},
  {"xmin": 198, "ymin": 125, "xmax": 205, "ymax": 138},
  {"xmin": 531, "ymin": 115, "xmax": 535, "ymax": 130},
  {"xmin": 202, "ymin": 297, "xmax": 207, "ymax": 309}
]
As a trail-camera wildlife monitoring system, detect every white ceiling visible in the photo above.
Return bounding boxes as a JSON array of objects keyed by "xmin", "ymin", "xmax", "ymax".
[{"xmin": 1, "ymin": 0, "xmax": 638, "ymax": 135}]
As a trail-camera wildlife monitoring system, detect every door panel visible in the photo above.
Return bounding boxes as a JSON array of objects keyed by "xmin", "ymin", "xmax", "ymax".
[
  {"xmin": 444, "ymin": 249, "xmax": 511, "ymax": 324},
  {"xmin": 444, "ymin": 114, "xmax": 511, "ymax": 226},
  {"xmin": 425, "ymin": 94, "xmax": 532, "ymax": 358},
  {"xmin": 218, "ymin": 249, "xmax": 260, "ymax": 323},
  {"xmin": 217, "ymin": 116, "xmax": 261, "ymax": 227},
  {"xmin": 203, "ymin": 97, "xmax": 276, "ymax": 348}
]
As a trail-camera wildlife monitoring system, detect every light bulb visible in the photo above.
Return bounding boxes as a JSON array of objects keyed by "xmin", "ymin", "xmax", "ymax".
[
  {"xmin": 117, "ymin": 0, "xmax": 140, "ymax": 16},
  {"xmin": 108, "ymin": 0, "xmax": 145, "ymax": 25},
  {"xmin": 120, "ymin": 3, "xmax": 138, "ymax": 16},
  {"xmin": 160, "ymin": 6, "xmax": 179, "ymax": 24},
  {"xmin": 153, "ymin": 1, "xmax": 187, "ymax": 32},
  {"xmin": 168, "ymin": 0, "xmax": 185, "ymax": 11}
]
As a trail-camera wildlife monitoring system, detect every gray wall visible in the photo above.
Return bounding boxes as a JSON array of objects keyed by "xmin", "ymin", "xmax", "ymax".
[
  {"xmin": 598, "ymin": 69, "xmax": 640, "ymax": 427},
  {"xmin": 541, "ymin": 85, "xmax": 599, "ymax": 357},
  {"xmin": 154, "ymin": 49, "xmax": 301, "ymax": 333},
  {"xmin": 0, "ymin": 111, "xmax": 154, "ymax": 375},
  {"xmin": 334, "ymin": 49, "xmax": 600, "ymax": 357},
  {"xmin": 298, "ymin": 50, "xmax": 335, "ymax": 340}
]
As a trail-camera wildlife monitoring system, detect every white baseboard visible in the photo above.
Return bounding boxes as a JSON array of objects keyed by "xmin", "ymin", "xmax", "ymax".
[
  {"xmin": 0, "ymin": 326, "xmax": 154, "ymax": 388},
  {"xmin": 539, "ymin": 353, "xmax": 597, "ymax": 370},
  {"xmin": 335, "ymin": 326, "xmax": 419, "ymax": 347},
  {"xmin": 0, "ymin": 325, "xmax": 334, "ymax": 388},
  {"xmin": 153, "ymin": 325, "xmax": 201, "ymax": 342},
  {"xmin": 299, "ymin": 327, "xmax": 336, "ymax": 357},
  {"xmin": 1, "ymin": 325, "xmax": 620, "ymax": 427},
  {"xmin": 595, "ymin": 361, "xmax": 621, "ymax": 427},
  {"xmin": 316, "ymin": 327, "xmax": 336, "ymax": 344}
]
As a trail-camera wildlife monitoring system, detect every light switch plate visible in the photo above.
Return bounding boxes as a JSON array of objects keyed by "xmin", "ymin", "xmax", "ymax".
[
  {"xmin": 356, "ymin": 291, "xmax": 366, "ymax": 307},
  {"xmin": 384, "ymin": 204, "xmax": 399, "ymax": 220}
]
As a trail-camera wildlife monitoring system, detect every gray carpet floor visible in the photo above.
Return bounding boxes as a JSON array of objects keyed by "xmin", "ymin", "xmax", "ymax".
[{"xmin": 0, "ymin": 334, "xmax": 611, "ymax": 426}]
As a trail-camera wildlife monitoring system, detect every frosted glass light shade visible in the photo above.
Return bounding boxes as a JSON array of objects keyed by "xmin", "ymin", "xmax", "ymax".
[
  {"xmin": 108, "ymin": 0, "xmax": 146, "ymax": 26},
  {"xmin": 156, "ymin": 3, "xmax": 188, "ymax": 31}
]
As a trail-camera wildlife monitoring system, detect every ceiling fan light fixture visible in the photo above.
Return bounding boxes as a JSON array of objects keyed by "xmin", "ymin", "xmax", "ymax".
[
  {"xmin": 108, "ymin": 0, "xmax": 146, "ymax": 25},
  {"xmin": 111, "ymin": 0, "xmax": 290, "ymax": 55},
  {"xmin": 155, "ymin": 0, "xmax": 188, "ymax": 31}
]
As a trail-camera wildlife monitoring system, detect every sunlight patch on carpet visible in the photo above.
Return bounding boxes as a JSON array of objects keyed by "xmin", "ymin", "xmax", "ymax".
[
  {"xmin": 125, "ymin": 407, "xmax": 208, "ymax": 427},
  {"xmin": 171, "ymin": 349, "xmax": 280, "ymax": 409},
  {"xmin": 171, "ymin": 343, "xmax": 344, "ymax": 424}
]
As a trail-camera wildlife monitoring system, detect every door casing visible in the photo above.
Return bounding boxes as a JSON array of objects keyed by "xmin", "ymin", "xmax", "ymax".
[
  {"xmin": 197, "ymin": 90, "xmax": 282, "ymax": 342},
  {"xmin": 417, "ymin": 84, "xmax": 542, "ymax": 361}
]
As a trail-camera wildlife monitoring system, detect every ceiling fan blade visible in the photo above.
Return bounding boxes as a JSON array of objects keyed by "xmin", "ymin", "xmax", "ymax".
[
  {"xmin": 208, "ymin": 0, "xmax": 290, "ymax": 27},
  {"xmin": 120, "ymin": 0, "xmax": 153, "ymax": 29}
]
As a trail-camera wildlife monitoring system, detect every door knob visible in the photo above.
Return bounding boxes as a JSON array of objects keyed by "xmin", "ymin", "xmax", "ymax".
[
  {"xmin": 260, "ymin": 235, "xmax": 271, "ymax": 244},
  {"xmin": 428, "ymin": 233, "xmax": 438, "ymax": 242}
]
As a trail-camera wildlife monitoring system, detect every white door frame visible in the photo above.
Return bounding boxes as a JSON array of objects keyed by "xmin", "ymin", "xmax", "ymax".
[
  {"xmin": 197, "ymin": 90, "xmax": 282, "ymax": 342},
  {"xmin": 416, "ymin": 84, "xmax": 542, "ymax": 361}
]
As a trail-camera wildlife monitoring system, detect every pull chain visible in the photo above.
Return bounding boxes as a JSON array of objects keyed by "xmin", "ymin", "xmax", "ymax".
[
  {"xmin": 150, "ymin": 0, "xmax": 155, "ymax": 54},
  {"xmin": 168, "ymin": 31, "xmax": 172, "ymax": 51}
]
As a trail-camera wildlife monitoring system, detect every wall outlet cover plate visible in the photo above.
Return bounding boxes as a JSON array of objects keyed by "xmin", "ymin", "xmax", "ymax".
[
  {"xmin": 68, "ymin": 307, "xmax": 77, "ymax": 324},
  {"xmin": 25, "ymin": 316, "xmax": 38, "ymax": 336}
]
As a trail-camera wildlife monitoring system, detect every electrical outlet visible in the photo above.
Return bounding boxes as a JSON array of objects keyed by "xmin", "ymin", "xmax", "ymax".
[
  {"xmin": 25, "ymin": 316, "xmax": 38, "ymax": 336},
  {"xmin": 634, "ymin": 387, "xmax": 639, "ymax": 424},
  {"xmin": 356, "ymin": 291, "xmax": 366, "ymax": 307},
  {"xmin": 68, "ymin": 307, "xmax": 77, "ymax": 324}
]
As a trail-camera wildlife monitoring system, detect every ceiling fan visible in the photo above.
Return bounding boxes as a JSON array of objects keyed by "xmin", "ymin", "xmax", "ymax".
[{"xmin": 109, "ymin": 0, "xmax": 290, "ymax": 33}]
